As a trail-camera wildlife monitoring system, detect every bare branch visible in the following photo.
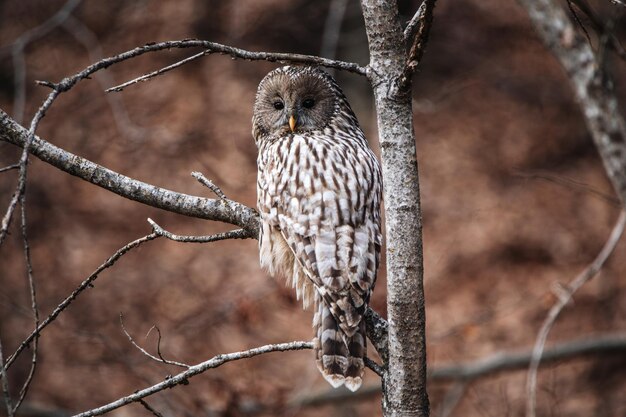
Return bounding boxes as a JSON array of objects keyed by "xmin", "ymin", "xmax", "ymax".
[
  {"xmin": 62, "ymin": 15, "xmax": 150, "ymax": 142},
  {"xmin": 138, "ymin": 400, "xmax": 164, "ymax": 417},
  {"xmin": 403, "ymin": 1, "xmax": 427, "ymax": 40},
  {"xmin": 0, "ymin": 338, "xmax": 13, "ymax": 417},
  {"xmin": 148, "ymin": 218, "xmax": 247, "ymax": 243},
  {"xmin": 525, "ymin": 210, "xmax": 626, "ymax": 417},
  {"xmin": 1, "ymin": 90, "xmax": 60, "ymax": 249},
  {"xmin": 120, "ymin": 315, "xmax": 189, "ymax": 369},
  {"xmin": 0, "ymin": 164, "xmax": 20, "ymax": 173},
  {"xmin": 290, "ymin": 332, "xmax": 626, "ymax": 408},
  {"xmin": 517, "ymin": 0, "xmax": 626, "ymax": 207},
  {"xmin": 364, "ymin": 357, "xmax": 384, "ymax": 377},
  {"xmin": 71, "ymin": 341, "xmax": 313, "ymax": 417},
  {"xmin": 0, "ymin": 0, "xmax": 83, "ymax": 124},
  {"xmin": 364, "ymin": 307, "xmax": 389, "ymax": 364},
  {"xmin": 398, "ymin": 0, "xmax": 437, "ymax": 92},
  {"xmin": 106, "ymin": 51, "xmax": 207, "ymax": 93},
  {"xmin": 5, "ymin": 233, "xmax": 159, "ymax": 370},
  {"xmin": 191, "ymin": 171, "xmax": 227, "ymax": 200},
  {"xmin": 0, "ymin": 110, "xmax": 260, "ymax": 237},
  {"xmin": 48, "ymin": 39, "xmax": 365, "ymax": 95},
  {"xmin": 514, "ymin": 170, "xmax": 621, "ymax": 207},
  {"xmin": 320, "ymin": 0, "xmax": 349, "ymax": 75},
  {"xmin": 12, "ymin": 200, "xmax": 40, "ymax": 414},
  {"xmin": 437, "ymin": 382, "xmax": 466, "ymax": 417}
]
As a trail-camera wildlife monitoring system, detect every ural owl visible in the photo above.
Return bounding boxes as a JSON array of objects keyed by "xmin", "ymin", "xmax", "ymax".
[{"xmin": 253, "ymin": 66, "xmax": 382, "ymax": 391}]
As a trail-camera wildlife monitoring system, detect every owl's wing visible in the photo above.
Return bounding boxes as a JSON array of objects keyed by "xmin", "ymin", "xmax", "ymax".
[{"xmin": 273, "ymin": 137, "xmax": 382, "ymax": 336}]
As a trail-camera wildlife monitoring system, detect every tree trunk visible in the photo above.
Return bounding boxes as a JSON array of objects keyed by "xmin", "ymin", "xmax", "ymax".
[{"xmin": 361, "ymin": 1, "xmax": 429, "ymax": 416}]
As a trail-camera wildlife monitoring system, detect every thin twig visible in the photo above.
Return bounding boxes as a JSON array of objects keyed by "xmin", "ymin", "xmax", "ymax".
[
  {"xmin": 0, "ymin": 89, "xmax": 59, "ymax": 249},
  {"xmin": 119, "ymin": 315, "xmax": 189, "ymax": 369},
  {"xmin": 320, "ymin": 0, "xmax": 349, "ymax": 76},
  {"xmin": 191, "ymin": 172, "xmax": 227, "ymax": 200},
  {"xmin": 106, "ymin": 50, "xmax": 208, "ymax": 93},
  {"xmin": 148, "ymin": 218, "xmax": 248, "ymax": 243},
  {"xmin": 5, "ymin": 233, "xmax": 160, "ymax": 370},
  {"xmin": 71, "ymin": 341, "xmax": 313, "ymax": 417},
  {"xmin": 566, "ymin": 0, "xmax": 592, "ymax": 46},
  {"xmin": 138, "ymin": 400, "xmax": 164, "ymax": 417},
  {"xmin": 525, "ymin": 210, "xmax": 626, "ymax": 417},
  {"xmin": 364, "ymin": 307, "xmax": 389, "ymax": 364},
  {"xmin": 364, "ymin": 357, "xmax": 384, "ymax": 377},
  {"xmin": 1, "ymin": 0, "xmax": 83, "ymax": 124},
  {"xmin": 403, "ymin": 0, "xmax": 427, "ymax": 40},
  {"xmin": 0, "ymin": 164, "xmax": 20, "ymax": 173},
  {"xmin": 514, "ymin": 170, "xmax": 621, "ymax": 207},
  {"xmin": 438, "ymin": 382, "xmax": 466, "ymax": 417},
  {"xmin": 12, "ymin": 199, "xmax": 39, "ymax": 414},
  {"xmin": 0, "ymin": 337, "xmax": 13, "ymax": 417},
  {"xmin": 62, "ymin": 15, "xmax": 149, "ymax": 142}
]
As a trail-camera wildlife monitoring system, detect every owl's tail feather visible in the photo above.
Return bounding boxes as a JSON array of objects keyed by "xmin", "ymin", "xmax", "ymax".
[{"xmin": 313, "ymin": 294, "xmax": 365, "ymax": 392}]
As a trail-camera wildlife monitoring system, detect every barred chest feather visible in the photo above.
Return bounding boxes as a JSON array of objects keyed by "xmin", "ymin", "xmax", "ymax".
[{"xmin": 257, "ymin": 131, "xmax": 381, "ymax": 310}]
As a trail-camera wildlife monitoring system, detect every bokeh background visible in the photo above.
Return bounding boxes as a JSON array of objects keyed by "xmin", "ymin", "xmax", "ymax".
[{"xmin": 1, "ymin": 0, "xmax": 625, "ymax": 416}]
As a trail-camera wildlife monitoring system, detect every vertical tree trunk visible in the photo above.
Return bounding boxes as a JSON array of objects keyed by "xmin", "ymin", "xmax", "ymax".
[{"xmin": 360, "ymin": 1, "xmax": 429, "ymax": 416}]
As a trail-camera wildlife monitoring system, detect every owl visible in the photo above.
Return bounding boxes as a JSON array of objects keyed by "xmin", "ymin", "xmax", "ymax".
[{"xmin": 253, "ymin": 66, "xmax": 382, "ymax": 391}]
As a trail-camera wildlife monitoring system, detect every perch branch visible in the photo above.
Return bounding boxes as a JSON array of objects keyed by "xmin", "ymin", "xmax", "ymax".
[
  {"xmin": 71, "ymin": 341, "xmax": 314, "ymax": 417},
  {"xmin": 5, "ymin": 233, "xmax": 159, "ymax": 370},
  {"xmin": 0, "ymin": 110, "xmax": 260, "ymax": 237},
  {"xmin": 525, "ymin": 210, "xmax": 626, "ymax": 417}
]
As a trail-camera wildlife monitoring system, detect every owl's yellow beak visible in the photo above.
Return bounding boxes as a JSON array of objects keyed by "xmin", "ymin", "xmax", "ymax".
[{"xmin": 289, "ymin": 115, "xmax": 297, "ymax": 132}]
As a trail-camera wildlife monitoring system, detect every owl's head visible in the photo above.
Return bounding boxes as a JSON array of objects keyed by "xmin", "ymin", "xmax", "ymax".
[{"xmin": 252, "ymin": 66, "xmax": 342, "ymax": 140}]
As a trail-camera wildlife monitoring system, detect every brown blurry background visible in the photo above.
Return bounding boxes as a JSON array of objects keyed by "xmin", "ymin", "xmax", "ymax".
[{"xmin": 1, "ymin": 1, "xmax": 625, "ymax": 416}]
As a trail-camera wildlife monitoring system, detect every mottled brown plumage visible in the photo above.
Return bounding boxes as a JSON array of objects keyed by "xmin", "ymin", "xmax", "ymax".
[{"xmin": 253, "ymin": 66, "xmax": 382, "ymax": 391}]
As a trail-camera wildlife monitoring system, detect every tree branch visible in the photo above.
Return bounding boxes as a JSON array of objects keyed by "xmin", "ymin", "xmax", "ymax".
[
  {"xmin": 0, "ymin": 110, "xmax": 260, "ymax": 237},
  {"xmin": 51, "ymin": 39, "xmax": 366, "ymax": 96},
  {"xmin": 516, "ymin": 0, "xmax": 626, "ymax": 208},
  {"xmin": 399, "ymin": 0, "xmax": 437, "ymax": 93},
  {"xmin": 525, "ymin": 210, "xmax": 626, "ymax": 417},
  {"xmin": 148, "ymin": 218, "xmax": 248, "ymax": 243},
  {"xmin": 290, "ymin": 332, "xmax": 626, "ymax": 407},
  {"xmin": 71, "ymin": 341, "xmax": 314, "ymax": 417},
  {"xmin": 5, "ymin": 233, "xmax": 159, "ymax": 370}
]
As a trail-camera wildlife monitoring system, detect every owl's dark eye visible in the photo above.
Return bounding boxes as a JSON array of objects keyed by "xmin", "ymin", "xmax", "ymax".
[
  {"xmin": 273, "ymin": 101, "xmax": 284, "ymax": 110},
  {"xmin": 302, "ymin": 98, "xmax": 315, "ymax": 109}
]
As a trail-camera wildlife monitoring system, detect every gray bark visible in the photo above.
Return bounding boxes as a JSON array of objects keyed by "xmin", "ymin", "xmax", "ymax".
[
  {"xmin": 360, "ymin": 1, "xmax": 429, "ymax": 416},
  {"xmin": 517, "ymin": 0, "xmax": 626, "ymax": 207}
]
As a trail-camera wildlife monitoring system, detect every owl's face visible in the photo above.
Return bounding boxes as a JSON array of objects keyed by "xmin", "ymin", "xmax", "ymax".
[{"xmin": 253, "ymin": 67, "xmax": 338, "ymax": 139}]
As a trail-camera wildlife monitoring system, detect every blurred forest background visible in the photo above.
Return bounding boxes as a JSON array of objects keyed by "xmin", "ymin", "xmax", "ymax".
[{"xmin": 1, "ymin": 0, "xmax": 625, "ymax": 416}]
